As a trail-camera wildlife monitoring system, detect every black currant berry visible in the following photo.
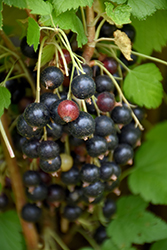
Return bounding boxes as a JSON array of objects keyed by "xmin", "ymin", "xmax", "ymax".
[
  {"xmin": 113, "ymin": 143, "xmax": 134, "ymax": 165},
  {"xmin": 80, "ymin": 163, "xmax": 100, "ymax": 183},
  {"xmin": 95, "ymin": 75, "xmax": 115, "ymax": 93},
  {"xmin": 66, "ymin": 187, "xmax": 83, "ymax": 205},
  {"xmin": 109, "ymin": 162, "xmax": 121, "ymax": 178},
  {"xmin": 97, "ymin": 92, "xmax": 115, "ymax": 112},
  {"xmin": 57, "ymin": 100, "xmax": 80, "ymax": 123},
  {"xmin": 100, "ymin": 21, "xmax": 117, "ymax": 37},
  {"xmin": 83, "ymin": 181, "xmax": 104, "ymax": 197},
  {"xmin": 119, "ymin": 52, "xmax": 138, "ymax": 67},
  {"xmin": 111, "ymin": 105, "xmax": 132, "ymax": 125},
  {"xmin": 21, "ymin": 203, "xmax": 42, "ymax": 222},
  {"xmin": 46, "ymin": 120, "xmax": 63, "ymax": 140},
  {"xmin": 105, "ymin": 179, "xmax": 120, "ymax": 192},
  {"xmin": 105, "ymin": 133, "xmax": 118, "ymax": 150},
  {"xmin": 103, "ymin": 198, "xmax": 117, "ymax": 218},
  {"xmin": 95, "ymin": 116, "xmax": 115, "ymax": 137},
  {"xmin": 38, "ymin": 140, "xmax": 60, "ymax": 160},
  {"xmin": 47, "ymin": 184, "xmax": 65, "ymax": 202},
  {"xmin": 23, "ymin": 170, "xmax": 41, "ymax": 187},
  {"xmin": 26, "ymin": 184, "xmax": 48, "ymax": 201},
  {"xmin": 61, "ymin": 166, "xmax": 80, "ymax": 185},
  {"xmin": 132, "ymin": 106, "xmax": 145, "ymax": 122},
  {"xmin": 68, "ymin": 111, "xmax": 95, "ymax": 139},
  {"xmin": 40, "ymin": 66, "xmax": 64, "ymax": 90},
  {"xmin": 23, "ymin": 103, "xmax": 50, "ymax": 128},
  {"xmin": 0, "ymin": 193, "xmax": 8, "ymax": 209},
  {"xmin": 71, "ymin": 74, "xmax": 96, "ymax": 99},
  {"xmin": 40, "ymin": 92, "xmax": 59, "ymax": 109},
  {"xmin": 94, "ymin": 225, "xmax": 108, "ymax": 244},
  {"xmin": 17, "ymin": 114, "xmax": 42, "ymax": 139},
  {"xmin": 100, "ymin": 162, "xmax": 114, "ymax": 181},
  {"xmin": 102, "ymin": 57, "xmax": 118, "ymax": 74},
  {"xmin": 121, "ymin": 24, "xmax": 136, "ymax": 42},
  {"xmin": 73, "ymin": 64, "xmax": 93, "ymax": 77},
  {"xmin": 86, "ymin": 136, "xmax": 108, "ymax": 157},
  {"xmin": 85, "ymin": 95, "xmax": 97, "ymax": 115},
  {"xmin": 20, "ymin": 36, "xmax": 39, "ymax": 58},
  {"xmin": 21, "ymin": 138, "xmax": 40, "ymax": 158},
  {"xmin": 63, "ymin": 205, "xmax": 82, "ymax": 221}
]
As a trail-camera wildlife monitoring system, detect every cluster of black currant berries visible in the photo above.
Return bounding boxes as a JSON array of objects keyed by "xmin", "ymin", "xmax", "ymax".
[{"xmin": 1, "ymin": 22, "xmax": 144, "ymax": 244}]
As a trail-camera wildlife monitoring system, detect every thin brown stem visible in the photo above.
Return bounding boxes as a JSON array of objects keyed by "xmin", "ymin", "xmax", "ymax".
[
  {"xmin": 0, "ymin": 113, "xmax": 39, "ymax": 250},
  {"xmin": 82, "ymin": 6, "xmax": 95, "ymax": 63}
]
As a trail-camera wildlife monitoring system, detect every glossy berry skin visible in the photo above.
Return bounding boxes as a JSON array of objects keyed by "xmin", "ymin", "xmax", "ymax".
[
  {"xmin": 97, "ymin": 92, "xmax": 115, "ymax": 112},
  {"xmin": 85, "ymin": 96, "xmax": 97, "ymax": 115},
  {"xmin": 68, "ymin": 111, "xmax": 95, "ymax": 139},
  {"xmin": 109, "ymin": 162, "xmax": 121, "ymax": 178},
  {"xmin": 71, "ymin": 74, "xmax": 96, "ymax": 99},
  {"xmin": 119, "ymin": 124, "xmax": 142, "ymax": 148},
  {"xmin": 39, "ymin": 156, "xmax": 61, "ymax": 173},
  {"xmin": 23, "ymin": 103, "xmax": 50, "ymax": 128},
  {"xmin": 50, "ymin": 100, "xmax": 66, "ymax": 125},
  {"xmin": 63, "ymin": 205, "xmax": 82, "ymax": 221},
  {"xmin": 86, "ymin": 136, "xmax": 108, "ymax": 157},
  {"xmin": 80, "ymin": 164, "xmax": 100, "ymax": 183},
  {"xmin": 95, "ymin": 75, "xmax": 115, "ymax": 93},
  {"xmin": 58, "ymin": 49, "xmax": 71, "ymax": 65},
  {"xmin": 95, "ymin": 116, "xmax": 115, "ymax": 137},
  {"xmin": 47, "ymin": 184, "xmax": 65, "ymax": 202},
  {"xmin": 17, "ymin": 114, "xmax": 42, "ymax": 139},
  {"xmin": 40, "ymin": 66, "xmax": 64, "ymax": 90},
  {"xmin": 61, "ymin": 166, "xmax": 80, "ymax": 185},
  {"xmin": 83, "ymin": 181, "xmax": 104, "ymax": 197},
  {"xmin": 73, "ymin": 64, "xmax": 93, "ymax": 78},
  {"xmin": 66, "ymin": 187, "xmax": 83, "ymax": 205},
  {"xmin": 121, "ymin": 24, "xmax": 136, "ymax": 42},
  {"xmin": 100, "ymin": 21, "xmax": 117, "ymax": 38},
  {"xmin": 38, "ymin": 140, "xmax": 60, "ymax": 160},
  {"xmin": 57, "ymin": 100, "xmax": 80, "ymax": 123},
  {"xmin": 46, "ymin": 121, "xmax": 63, "ymax": 140},
  {"xmin": 0, "ymin": 193, "xmax": 8, "ymax": 209},
  {"xmin": 111, "ymin": 105, "xmax": 132, "ymax": 125},
  {"xmin": 103, "ymin": 199, "xmax": 117, "ymax": 218},
  {"xmin": 119, "ymin": 52, "xmax": 138, "ymax": 67},
  {"xmin": 94, "ymin": 225, "xmax": 108, "ymax": 244},
  {"xmin": 21, "ymin": 138, "xmax": 40, "ymax": 158},
  {"xmin": 106, "ymin": 133, "xmax": 118, "ymax": 150},
  {"xmin": 132, "ymin": 107, "xmax": 145, "ymax": 122},
  {"xmin": 102, "ymin": 57, "xmax": 118, "ymax": 74},
  {"xmin": 23, "ymin": 170, "xmax": 41, "ymax": 187},
  {"xmin": 40, "ymin": 93, "xmax": 59, "ymax": 109},
  {"xmin": 26, "ymin": 184, "xmax": 48, "ymax": 201},
  {"xmin": 105, "ymin": 179, "xmax": 120, "ymax": 192},
  {"xmin": 20, "ymin": 36, "xmax": 39, "ymax": 58},
  {"xmin": 113, "ymin": 143, "xmax": 134, "ymax": 165},
  {"xmin": 100, "ymin": 162, "xmax": 114, "ymax": 181},
  {"xmin": 21, "ymin": 203, "xmax": 42, "ymax": 222}
]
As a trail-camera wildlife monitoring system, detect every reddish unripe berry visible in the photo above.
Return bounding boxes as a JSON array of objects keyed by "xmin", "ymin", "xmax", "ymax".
[
  {"xmin": 102, "ymin": 57, "xmax": 118, "ymax": 74},
  {"xmin": 97, "ymin": 92, "xmax": 115, "ymax": 112},
  {"xmin": 58, "ymin": 49, "xmax": 71, "ymax": 66},
  {"xmin": 57, "ymin": 100, "xmax": 80, "ymax": 123}
]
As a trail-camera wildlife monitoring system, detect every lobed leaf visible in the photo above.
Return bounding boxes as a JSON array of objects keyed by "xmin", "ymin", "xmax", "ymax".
[
  {"xmin": 3, "ymin": 0, "xmax": 27, "ymax": 8},
  {"xmin": 128, "ymin": 121, "xmax": 167, "ymax": 204},
  {"xmin": 27, "ymin": 17, "xmax": 40, "ymax": 52},
  {"xmin": 107, "ymin": 195, "xmax": 167, "ymax": 248},
  {"xmin": 0, "ymin": 86, "xmax": 11, "ymax": 119},
  {"xmin": 150, "ymin": 239, "xmax": 167, "ymax": 250},
  {"xmin": 123, "ymin": 63, "xmax": 163, "ymax": 108},
  {"xmin": 27, "ymin": 0, "xmax": 52, "ymax": 15},
  {"xmin": 102, "ymin": 239, "xmax": 137, "ymax": 250}
]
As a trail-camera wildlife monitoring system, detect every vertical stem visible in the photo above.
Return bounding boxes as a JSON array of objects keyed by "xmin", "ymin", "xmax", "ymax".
[
  {"xmin": 82, "ymin": 6, "xmax": 95, "ymax": 63},
  {"xmin": 0, "ymin": 113, "xmax": 39, "ymax": 250}
]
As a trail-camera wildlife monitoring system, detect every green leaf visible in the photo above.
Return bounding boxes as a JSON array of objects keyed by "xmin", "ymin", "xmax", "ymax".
[
  {"xmin": 102, "ymin": 239, "xmax": 137, "ymax": 250},
  {"xmin": 40, "ymin": 10, "xmax": 87, "ymax": 47},
  {"xmin": 79, "ymin": 248, "xmax": 93, "ymax": 250},
  {"xmin": 107, "ymin": 195, "xmax": 167, "ymax": 249},
  {"xmin": 105, "ymin": 3, "xmax": 131, "ymax": 25},
  {"xmin": 150, "ymin": 239, "xmax": 167, "ymax": 250},
  {"xmin": 0, "ymin": 1, "xmax": 3, "ymax": 30},
  {"xmin": 52, "ymin": 0, "xmax": 94, "ymax": 16},
  {"xmin": 35, "ymin": 44, "xmax": 55, "ymax": 69},
  {"xmin": 27, "ymin": 0, "xmax": 52, "ymax": 15},
  {"xmin": 128, "ymin": 121, "xmax": 167, "ymax": 204},
  {"xmin": 111, "ymin": 0, "xmax": 126, "ymax": 4},
  {"xmin": 27, "ymin": 17, "xmax": 40, "ymax": 52},
  {"xmin": 123, "ymin": 63, "xmax": 163, "ymax": 108},
  {"xmin": 0, "ymin": 87, "xmax": 11, "ymax": 118},
  {"xmin": 0, "ymin": 210, "xmax": 26, "ymax": 250},
  {"xmin": 3, "ymin": 0, "xmax": 27, "ymax": 8},
  {"xmin": 132, "ymin": 10, "xmax": 167, "ymax": 55}
]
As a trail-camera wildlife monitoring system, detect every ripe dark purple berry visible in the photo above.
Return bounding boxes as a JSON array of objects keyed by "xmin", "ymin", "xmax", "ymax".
[
  {"xmin": 23, "ymin": 102, "xmax": 50, "ymax": 128},
  {"xmin": 57, "ymin": 100, "xmax": 80, "ymax": 123},
  {"xmin": 95, "ymin": 116, "xmax": 115, "ymax": 137},
  {"xmin": 71, "ymin": 74, "xmax": 96, "ymax": 99},
  {"xmin": 100, "ymin": 162, "xmax": 114, "ymax": 181},
  {"xmin": 113, "ymin": 143, "xmax": 134, "ymax": 165},
  {"xmin": 26, "ymin": 184, "xmax": 48, "ymax": 201},
  {"xmin": 111, "ymin": 105, "xmax": 132, "ymax": 125},
  {"xmin": 83, "ymin": 181, "xmax": 104, "ymax": 197},
  {"xmin": 23, "ymin": 170, "xmax": 41, "ymax": 187},
  {"xmin": 21, "ymin": 138, "xmax": 40, "ymax": 158},
  {"xmin": 86, "ymin": 136, "xmax": 108, "ymax": 157},
  {"xmin": 20, "ymin": 36, "xmax": 39, "ymax": 58},
  {"xmin": 40, "ymin": 92, "xmax": 59, "ymax": 109},
  {"xmin": 103, "ymin": 198, "xmax": 117, "ymax": 218},
  {"xmin": 38, "ymin": 140, "xmax": 60, "ymax": 160},
  {"xmin": 61, "ymin": 166, "xmax": 80, "ymax": 185},
  {"xmin": 95, "ymin": 75, "xmax": 115, "ymax": 93},
  {"xmin": 21, "ymin": 203, "xmax": 42, "ymax": 222},
  {"xmin": 63, "ymin": 205, "xmax": 82, "ymax": 221},
  {"xmin": 97, "ymin": 92, "xmax": 115, "ymax": 112},
  {"xmin": 40, "ymin": 66, "xmax": 64, "ymax": 90},
  {"xmin": 47, "ymin": 184, "xmax": 65, "ymax": 202},
  {"xmin": 80, "ymin": 164, "xmax": 100, "ymax": 183}
]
